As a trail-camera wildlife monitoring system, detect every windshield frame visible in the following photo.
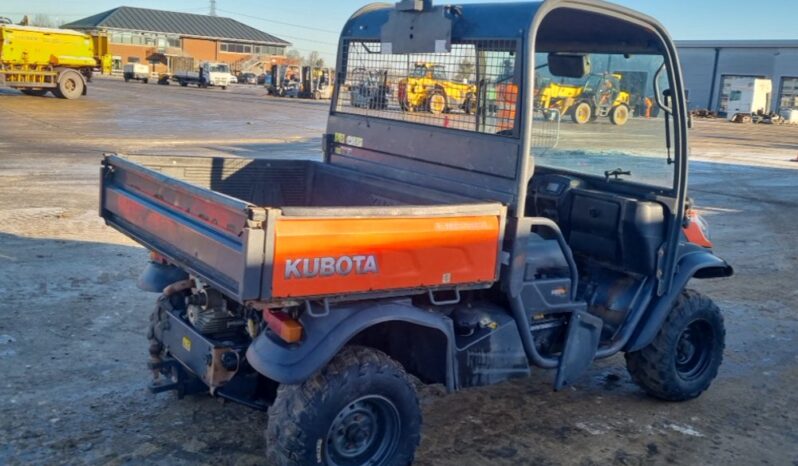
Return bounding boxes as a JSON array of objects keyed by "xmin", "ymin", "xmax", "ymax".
[
  {"xmin": 530, "ymin": 52, "xmax": 678, "ymax": 193},
  {"xmin": 526, "ymin": 1, "xmax": 690, "ymax": 296},
  {"xmin": 525, "ymin": 11, "xmax": 687, "ymax": 203}
]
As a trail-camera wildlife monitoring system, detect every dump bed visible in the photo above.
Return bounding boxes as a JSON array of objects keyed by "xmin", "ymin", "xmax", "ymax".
[
  {"xmin": 0, "ymin": 25, "xmax": 97, "ymax": 68},
  {"xmin": 100, "ymin": 154, "xmax": 506, "ymax": 303}
]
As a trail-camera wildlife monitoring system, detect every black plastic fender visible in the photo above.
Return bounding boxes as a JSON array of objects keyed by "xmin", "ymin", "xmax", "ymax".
[
  {"xmin": 137, "ymin": 261, "xmax": 189, "ymax": 293},
  {"xmin": 625, "ymin": 249, "xmax": 733, "ymax": 352},
  {"xmin": 246, "ymin": 300, "xmax": 457, "ymax": 390}
]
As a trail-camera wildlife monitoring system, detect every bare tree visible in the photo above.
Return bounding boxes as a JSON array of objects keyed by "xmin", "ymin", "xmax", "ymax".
[
  {"xmin": 29, "ymin": 14, "xmax": 63, "ymax": 28},
  {"xmin": 285, "ymin": 48, "xmax": 302, "ymax": 63},
  {"xmin": 304, "ymin": 51, "xmax": 325, "ymax": 69}
]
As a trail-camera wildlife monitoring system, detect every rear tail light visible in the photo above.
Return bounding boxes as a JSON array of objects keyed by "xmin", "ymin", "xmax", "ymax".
[{"xmin": 264, "ymin": 310, "xmax": 303, "ymax": 343}]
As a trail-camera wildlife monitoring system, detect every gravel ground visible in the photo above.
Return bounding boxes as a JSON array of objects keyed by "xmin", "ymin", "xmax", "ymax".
[{"xmin": 1, "ymin": 78, "xmax": 797, "ymax": 465}]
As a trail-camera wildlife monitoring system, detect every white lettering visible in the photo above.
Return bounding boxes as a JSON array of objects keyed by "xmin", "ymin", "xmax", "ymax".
[
  {"xmin": 363, "ymin": 255, "xmax": 378, "ymax": 274},
  {"xmin": 304, "ymin": 258, "xmax": 319, "ymax": 278},
  {"xmin": 285, "ymin": 259, "xmax": 302, "ymax": 279},
  {"xmin": 284, "ymin": 254, "xmax": 379, "ymax": 280},
  {"xmin": 319, "ymin": 257, "xmax": 336, "ymax": 276},
  {"xmin": 352, "ymin": 255, "xmax": 366, "ymax": 271},
  {"xmin": 336, "ymin": 256, "xmax": 353, "ymax": 275}
]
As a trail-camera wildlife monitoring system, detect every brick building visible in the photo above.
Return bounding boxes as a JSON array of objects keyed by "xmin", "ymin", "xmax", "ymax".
[{"xmin": 63, "ymin": 7, "xmax": 292, "ymax": 75}]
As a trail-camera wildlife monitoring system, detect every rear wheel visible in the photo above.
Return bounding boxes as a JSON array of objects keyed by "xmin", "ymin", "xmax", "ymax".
[
  {"xmin": 55, "ymin": 70, "xmax": 84, "ymax": 99},
  {"xmin": 610, "ymin": 104, "xmax": 630, "ymax": 125},
  {"xmin": 266, "ymin": 346, "xmax": 421, "ymax": 466},
  {"xmin": 427, "ymin": 90, "xmax": 447, "ymax": 115},
  {"xmin": 571, "ymin": 101, "xmax": 592, "ymax": 124},
  {"xmin": 625, "ymin": 290, "xmax": 725, "ymax": 401},
  {"xmin": 463, "ymin": 93, "xmax": 477, "ymax": 114}
]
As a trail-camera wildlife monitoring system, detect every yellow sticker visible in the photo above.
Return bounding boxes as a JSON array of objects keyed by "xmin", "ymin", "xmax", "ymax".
[
  {"xmin": 334, "ymin": 132, "xmax": 346, "ymax": 143},
  {"xmin": 182, "ymin": 336, "xmax": 192, "ymax": 352}
]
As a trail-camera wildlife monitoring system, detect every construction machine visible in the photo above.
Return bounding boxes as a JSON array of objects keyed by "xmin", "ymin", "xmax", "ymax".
[
  {"xmin": 398, "ymin": 62, "xmax": 477, "ymax": 114},
  {"xmin": 0, "ymin": 24, "xmax": 111, "ymax": 99},
  {"xmin": 300, "ymin": 66, "xmax": 334, "ymax": 99},
  {"xmin": 268, "ymin": 64, "xmax": 302, "ymax": 97},
  {"xmin": 538, "ymin": 72, "xmax": 632, "ymax": 125}
]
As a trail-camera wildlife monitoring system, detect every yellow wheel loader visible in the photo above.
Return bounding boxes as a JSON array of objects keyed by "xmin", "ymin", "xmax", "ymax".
[
  {"xmin": 538, "ymin": 72, "xmax": 631, "ymax": 125},
  {"xmin": 398, "ymin": 63, "xmax": 477, "ymax": 115}
]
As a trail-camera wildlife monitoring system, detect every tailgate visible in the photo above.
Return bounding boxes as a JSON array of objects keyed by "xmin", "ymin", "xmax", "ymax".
[
  {"xmin": 100, "ymin": 154, "xmax": 266, "ymax": 301},
  {"xmin": 270, "ymin": 205, "xmax": 506, "ymax": 300}
]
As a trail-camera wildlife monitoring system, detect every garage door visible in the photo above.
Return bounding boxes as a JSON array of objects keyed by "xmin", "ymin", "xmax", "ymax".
[{"xmin": 779, "ymin": 77, "xmax": 798, "ymax": 111}]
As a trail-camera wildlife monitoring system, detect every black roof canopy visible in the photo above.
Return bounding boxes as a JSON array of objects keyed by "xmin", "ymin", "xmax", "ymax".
[{"xmin": 63, "ymin": 6, "xmax": 290, "ymax": 46}]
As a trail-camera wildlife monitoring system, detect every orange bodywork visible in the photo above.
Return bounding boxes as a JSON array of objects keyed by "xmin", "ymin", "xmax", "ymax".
[
  {"xmin": 496, "ymin": 83, "xmax": 519, "ymax": 132},
  {"xmin": 271, "ymin": 214, "xmax": 502, "ymax": 299},
  {"xmin": 683, "ymin": 210, "xmax": 713, "ymax": 248}
]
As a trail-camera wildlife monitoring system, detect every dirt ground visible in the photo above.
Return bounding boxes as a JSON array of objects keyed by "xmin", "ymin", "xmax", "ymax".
[{"xmin": 1, "ymin": 78, "xmax": 797, "ymax": 466}]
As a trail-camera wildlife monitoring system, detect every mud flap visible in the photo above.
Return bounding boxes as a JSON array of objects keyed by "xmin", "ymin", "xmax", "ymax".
[{"xmin": 554, "ymin": 310, "xmax": 603, "ymax": 390}]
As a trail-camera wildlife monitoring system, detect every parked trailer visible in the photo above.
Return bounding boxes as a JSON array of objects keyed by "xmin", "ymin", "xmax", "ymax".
[
  {"xmin": 721, "ymin": 76, "xmax": 772, "ymax": 120},
  {"xmin": 0, "ymin": 24, "xmax": 110, "ymax": 99},
  {"xmin": 123, "ymin": 63, "xmax": 150, "ymax": 83}
]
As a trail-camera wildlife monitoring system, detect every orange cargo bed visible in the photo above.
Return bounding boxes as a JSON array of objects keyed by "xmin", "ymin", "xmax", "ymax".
[
  {"xmin": 101, "ymin": 154, "xmax": 506, "ymax": 303},
  {"xmin": 272, "ymin": 206, "xmax": 505, "ymax": 300}
]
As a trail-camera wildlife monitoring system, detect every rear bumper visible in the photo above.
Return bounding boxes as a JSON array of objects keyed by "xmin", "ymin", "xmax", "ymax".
[{"xmin": 157, "ymin": 308, "xmax": 245, "ymax": 391}]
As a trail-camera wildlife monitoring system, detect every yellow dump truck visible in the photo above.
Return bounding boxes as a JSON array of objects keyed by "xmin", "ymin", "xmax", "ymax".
[{"xmin": 0, "ymin": 24, "xmax": 111, "ymax": 99}]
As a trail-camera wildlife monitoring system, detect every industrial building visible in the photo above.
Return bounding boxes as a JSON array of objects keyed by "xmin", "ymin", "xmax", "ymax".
[
  {"xmin": 677, "ymin": 40, "xmax": 798, "ymax": 115},
  {"xmin": 63, "ymin": 7, "xmax": 291, "ymax": 75}
]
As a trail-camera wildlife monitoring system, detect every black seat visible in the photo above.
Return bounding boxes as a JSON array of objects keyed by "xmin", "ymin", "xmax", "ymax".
[{"xmin": 567, "ymin": 190, "xmax": 666, "ymax": 275}]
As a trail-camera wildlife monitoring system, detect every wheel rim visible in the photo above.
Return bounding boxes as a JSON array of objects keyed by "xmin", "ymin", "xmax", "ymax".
[
  {"xmin": 65, "ymin": 79, "xmax": 76, "ymax": 93},
  {"xmin": 675, "ymin": 319, "xmax": 714, "ymax": 381},
  {"xmin": 575, "ymin": 104, "xmax": 590, "ymax": 123},
  {"xmin": 430, "ymin": 94, "xmax": 446, "ymax": 114},
  {"xmin": 326, "ymin": 395, "xmax": 401, "ymax": 466},
  {"xmin": 614, "ymin": 106, "xmax": 629, "ymax": 124}
]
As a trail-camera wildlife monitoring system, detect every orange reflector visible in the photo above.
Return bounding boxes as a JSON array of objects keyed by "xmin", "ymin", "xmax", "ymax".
[
  {"xmin": 264, "ymin": 311, "xmax": 303, "ymax": 343},
  {"xmin": 149, "ymin": 250, "xmax": 167, "ymax": 264}
]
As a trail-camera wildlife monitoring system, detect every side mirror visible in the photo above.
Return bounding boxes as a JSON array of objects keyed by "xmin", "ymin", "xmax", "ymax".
[{"xmin": 548, "ymin": 53, "xmax": 591, "ymax": 78}]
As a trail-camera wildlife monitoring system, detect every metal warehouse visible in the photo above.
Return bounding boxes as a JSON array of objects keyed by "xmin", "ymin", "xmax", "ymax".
[
  {"xmin": 677, "ymin": 40, "xmax": 798, "ymax": 115},
  {"xmin": 62, "ymin": 7, "xmax": 291, "ymax": 75}
]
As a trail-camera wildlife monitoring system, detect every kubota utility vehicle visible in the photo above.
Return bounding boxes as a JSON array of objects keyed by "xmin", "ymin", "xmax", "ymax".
[{"xmin": 100, "ymin": 1, "xmax": 732, "ymax": 464}]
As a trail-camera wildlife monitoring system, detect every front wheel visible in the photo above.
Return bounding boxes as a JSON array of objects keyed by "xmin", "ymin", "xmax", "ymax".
[
  {"xmin": 427, "ymin": 90, "xmax": 447, "ymax": 115},
  {"xmin": 625, "ymin": 290, "xmax": 725, "ymax": 401},
  {"xmin": 610, "ymin": 104, "xmax": 630, "ymax": 125},
  {"xmin": 266, "ymin": 346, "xmax": 421, "ymax": 466}
]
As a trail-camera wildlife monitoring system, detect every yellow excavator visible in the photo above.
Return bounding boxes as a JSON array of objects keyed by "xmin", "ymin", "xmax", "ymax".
[
  {"xmin": 537, "ymin": 72, "xmax": 631, "ymax": 125},
  {"xmin": 398, "ymin": 62, "xmax": 477, "ymax": 115}
]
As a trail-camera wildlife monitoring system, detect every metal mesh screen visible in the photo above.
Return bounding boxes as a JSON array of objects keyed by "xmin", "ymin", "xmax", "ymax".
[
  {"xmin": 531, "ymin": 109, "xmax": 562, "ymax": 150},
  {"xmin": 336, "ymin": 40, "xmax": 520, "ymax": 136}
]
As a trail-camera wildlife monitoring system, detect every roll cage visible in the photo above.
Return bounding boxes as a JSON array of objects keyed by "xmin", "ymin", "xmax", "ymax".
[{"xmin": 329, "ymin": 0, "xmax": 689, "ymax": 295}]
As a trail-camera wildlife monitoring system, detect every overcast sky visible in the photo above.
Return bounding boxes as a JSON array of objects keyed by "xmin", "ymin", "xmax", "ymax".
[{"xmin": 3, "ymin": 0, "xmax": 796, "ymax": 63}]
